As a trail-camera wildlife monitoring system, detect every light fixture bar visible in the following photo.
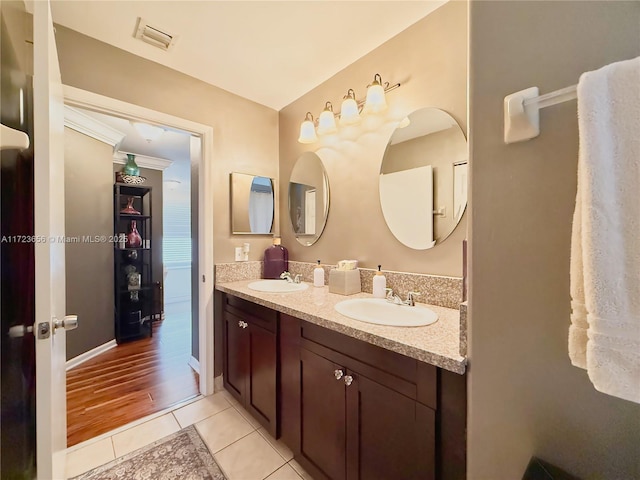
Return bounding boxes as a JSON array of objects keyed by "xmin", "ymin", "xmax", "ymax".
[
  {"xmin": 315, "ymin": 82, "xmax": 401, "ymax": 125},
  {"xmin": 297, "ymin": 76, "xmax": 401, "ymax": 143}
]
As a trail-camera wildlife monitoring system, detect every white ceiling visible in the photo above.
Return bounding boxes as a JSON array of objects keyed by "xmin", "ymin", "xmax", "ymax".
[
  {"xmin": 51, "ymin": 1, "xmax": 446, "ymax": 110},
  {"xmin": 74, "ymin": 107, "xmax": 192, "ymax": 184}
]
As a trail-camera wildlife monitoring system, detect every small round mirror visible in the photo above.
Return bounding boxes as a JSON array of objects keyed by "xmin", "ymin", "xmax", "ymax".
[
  {"xmin": 379, "ymin": 108, "xmax": 467, "ymax": 250},
  {"xmin": 288, "ymin": 152, "xmax": 330, "ymax": 246}
]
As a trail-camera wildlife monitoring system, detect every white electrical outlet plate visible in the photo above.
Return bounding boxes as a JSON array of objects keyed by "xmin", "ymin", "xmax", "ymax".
[{"xmin": 235, "ymin": 247, "xmax": 243, "ymax": 261}]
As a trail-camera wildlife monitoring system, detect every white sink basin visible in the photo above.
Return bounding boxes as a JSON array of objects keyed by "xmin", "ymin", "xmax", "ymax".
[
  {"xmin": 248, "ymin": 280, "xmax": 309, "ymax": 293},
  {"xmin": 335, "ymin": 298, "xmax": 438, "ymax": 327}
]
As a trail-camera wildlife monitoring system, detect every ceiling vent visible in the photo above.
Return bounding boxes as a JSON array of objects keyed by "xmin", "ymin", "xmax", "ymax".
[{"xmin": 133, "ymin": 18, "xmax": 178, "ymax": 51}]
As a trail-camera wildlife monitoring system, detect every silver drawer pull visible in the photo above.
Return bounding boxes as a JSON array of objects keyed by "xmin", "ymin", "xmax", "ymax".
[
  {"xmin": 334, "ymin": 369, "xmax": 344, "ymax": 380},
  {"xmin": 344, "ymin": 375, "xmax": 354, "ymax": 386}
]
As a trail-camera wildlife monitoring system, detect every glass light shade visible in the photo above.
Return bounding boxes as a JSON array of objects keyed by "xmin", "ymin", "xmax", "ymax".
[
  {"xmin": 364, "ymin": 83, "xmax": 387, "ymax": 113},
  {"xmin": 339, "ymin": 97, "xmax": 361, "ymax": 126},
  {"xmin": 317, "ymin": 109, "xmax": 337, "ymax": 135},
  {"xmin": 298, "ymin": 114, "xmax": 318, "ymax": 144}
]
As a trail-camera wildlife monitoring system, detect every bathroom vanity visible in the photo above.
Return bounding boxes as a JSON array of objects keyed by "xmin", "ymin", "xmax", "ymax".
[{"xmin": 214, "ymin": 279, "xmax": 467, "ymax": 480}]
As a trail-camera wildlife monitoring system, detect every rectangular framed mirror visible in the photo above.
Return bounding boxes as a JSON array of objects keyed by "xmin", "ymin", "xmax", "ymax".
[{"xmin": 230, "ymin": 172, "xmax": 275, "ymax": 234}]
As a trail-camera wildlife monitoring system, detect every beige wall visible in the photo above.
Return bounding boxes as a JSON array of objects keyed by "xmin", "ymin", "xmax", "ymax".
[
  {"xmin": 64, "ymin": 128, "xmax": 114, "ymax": 360},
  {"xmin": 468, "ymin": 2, "xmax": 640, "ymax": 479},
  {"xmin": 54, "ymin": 26, "xmax": 280, "ymax": 265},
  {"xmin": 278, "ymin": 1, "xmax": 467, "ymax": 277}
]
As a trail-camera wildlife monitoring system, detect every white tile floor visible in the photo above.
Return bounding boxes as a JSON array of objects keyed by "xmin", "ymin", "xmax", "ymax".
[{"xmin": 65, "ymin": 390, "xmax": 313, "ymax": 480}]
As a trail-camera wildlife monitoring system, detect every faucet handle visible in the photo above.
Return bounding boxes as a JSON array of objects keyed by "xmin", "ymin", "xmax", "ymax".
[
  {"xmin": 385, "ymin": 288, "xmax": 394, "ymax": 299},
  {"xmin": 406, "ymin": 291, "xmax": 421, "ymax": 306},
  {"xmin": 280, "ymin": 271, "xmax": 292, "ymax": 282}
]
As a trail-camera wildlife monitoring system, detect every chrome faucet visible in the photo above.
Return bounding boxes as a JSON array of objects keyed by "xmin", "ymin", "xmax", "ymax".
[
  {"xmin": 386, "ymin": 288, "xmax": 404, "ymax": 305},
  {"xmin": 280, "ymin": 272, "xmax": 302, "ymax": 284},
  {"xmin": 386, "ymin": 288, "xmax": 420, "ymax": 306}
]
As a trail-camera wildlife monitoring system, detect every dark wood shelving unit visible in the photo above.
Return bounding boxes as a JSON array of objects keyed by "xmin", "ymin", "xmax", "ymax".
[{"xmin": 113, "ymin": 182, "xmax": 156, "ymax": 343}]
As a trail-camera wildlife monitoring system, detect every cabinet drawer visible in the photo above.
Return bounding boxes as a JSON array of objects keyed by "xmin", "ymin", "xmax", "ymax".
[{"xmin": 224, "ymin": 294, "xmax": 277, "ymax": 333}]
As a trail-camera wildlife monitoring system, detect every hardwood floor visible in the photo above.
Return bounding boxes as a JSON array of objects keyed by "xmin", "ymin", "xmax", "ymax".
[{"xmin": 67, "ymin": 304, "xmax": 199, "ymax": 447}]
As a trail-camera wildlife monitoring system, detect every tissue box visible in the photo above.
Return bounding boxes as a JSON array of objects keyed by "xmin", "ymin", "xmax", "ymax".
[{"xmin": 329, "ymin": 269, "xmax": 361, "ymax": 295}]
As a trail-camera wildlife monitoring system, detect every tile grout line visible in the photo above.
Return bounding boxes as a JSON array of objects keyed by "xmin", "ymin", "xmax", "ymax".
[{"xmin": 109, "ymin": 436, "xmax": 116, "ymax": 462}]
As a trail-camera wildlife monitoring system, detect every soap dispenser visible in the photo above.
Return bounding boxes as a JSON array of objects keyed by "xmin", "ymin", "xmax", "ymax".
[
  {"xmin": 313, "ymin": 260, "xmax": 324, "ymax": 287},
  {"xmin": 264, "ymin": 237, "xmax": 288, "ymax": 279},
  {"xmin": 372, "ymin": 265, "xmax": 386, "ymax": 298}
]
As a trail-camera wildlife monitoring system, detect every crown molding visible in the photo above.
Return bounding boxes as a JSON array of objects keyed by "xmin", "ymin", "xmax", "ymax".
[
  {"xmin": 113, "ymin": 151, "xmax": 173, "ymax": 171},
  {"xmin": 63, "ymin": 105, "xmax": 126, "ymax": 148}
]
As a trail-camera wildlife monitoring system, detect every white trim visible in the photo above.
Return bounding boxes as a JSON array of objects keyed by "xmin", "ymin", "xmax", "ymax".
[
  {"xmin": 63, "ymin": 105, "xmax": 126, "ymax": 148},
  {"xmin": 188, "ymin": 356, "xmax": 200, "ymax": 374},
  {"xmin": 65, "ymin": 340, "xmax": 117, "ymax": 371},
  {"xmin": 63, "ymin": 85, "xmax": 215, "ymax": 398},
  {"xmin": 113, "ymin": 151, "xmax": 173, "ymax": 171}
]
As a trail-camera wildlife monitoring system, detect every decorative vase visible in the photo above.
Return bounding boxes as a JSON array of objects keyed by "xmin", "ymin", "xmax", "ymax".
[
  {"xmin": 123, "ymin": 154, "xmax": 140, "ymax": 177},
  {"xmin": 120, "ymin": 197, "xmax": 140, "ymax": 215},
  {"xmin": 126, "ymin": 220, "xmax": 142, "ymax": 248}
]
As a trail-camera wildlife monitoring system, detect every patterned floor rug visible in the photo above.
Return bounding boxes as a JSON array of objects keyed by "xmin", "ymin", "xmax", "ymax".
[{"xmin": 71, "ymin": 426, "xmax": 226, "ymax": 480}]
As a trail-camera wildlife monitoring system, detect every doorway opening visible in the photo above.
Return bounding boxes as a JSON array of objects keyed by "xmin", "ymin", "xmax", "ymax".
[{"xmin": 61, "ymin": 87, "xmax": 214, "ymax": 447}]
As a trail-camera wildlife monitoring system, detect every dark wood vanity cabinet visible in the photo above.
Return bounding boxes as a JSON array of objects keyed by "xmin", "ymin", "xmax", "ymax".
[
  {"xmin": 222, "ymin": 294, "xmax": 278, "ymax": 436},
  {"xmin": 217, "ymin": 292, "xmax": 466, "ymax": 480},
  {"xmin": 291, "ymin": 318, "xmax": 440, "ymax": 480},
  {"xmin": 299, "ymin": 347, "xmax": 435, "ymax": 480}
]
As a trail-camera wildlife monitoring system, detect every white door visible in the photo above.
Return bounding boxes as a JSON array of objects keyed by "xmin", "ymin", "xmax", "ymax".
[{"xmin": 33, "ymin": 1, "xmax": 69, "ymax": 478}]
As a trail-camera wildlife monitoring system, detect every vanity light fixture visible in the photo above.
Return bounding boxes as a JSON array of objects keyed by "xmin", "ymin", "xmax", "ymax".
[
  {"xmin": 339, "ymin": 89, "xmax": 361, "ymax": 126},
  {"xmin": 296, "ymin": 74, "xmax": 401, "ymax": 144},
  {"xmin": 317, "ymin": 102, "xmax": 338, "ymax": 135},
  {"xmin": 298, "ymin": 112, "xmax": 318, "ymax": 144},
  {"xmin": 131, "ymin": 121, "xmax": 165, "ymax": 143},
  {"xmin": 363, "ymin": 73, "xmax": 388, "ymax": 113}
]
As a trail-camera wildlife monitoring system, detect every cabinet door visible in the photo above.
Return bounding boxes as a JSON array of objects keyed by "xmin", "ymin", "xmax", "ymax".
[
  {"xmin": 300, "ymin": 348, "xmax": 347, "ymax": 480},
  {"xmin": 346, "ymin": 372, "xmax": 435, "ymax": 480},
  {"xmin": 246, "ymin": 322, "xmax": 277, "ymax": 436},
  {"xmin": 223, "ymin": 311, "xmax": 248, "ymax": 401}
]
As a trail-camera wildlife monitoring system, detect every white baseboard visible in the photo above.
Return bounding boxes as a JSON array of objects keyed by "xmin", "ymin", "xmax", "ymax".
[
  {"xmin": 66, "ymin": 340, "xmax": 117, "ymax": 371},
  {"xmin": 188, "ymin": 355, "xmax": 200, "ymax": 374}
]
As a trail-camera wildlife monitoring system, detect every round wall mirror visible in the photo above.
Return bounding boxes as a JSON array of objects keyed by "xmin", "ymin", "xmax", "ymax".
[
  {"xmin": 288, "ymin": 152, "xmax": 330, "ymax": 246},
  {"xmin": 379, "ymin": 108, "xmax": 467, "ymax": 250}
]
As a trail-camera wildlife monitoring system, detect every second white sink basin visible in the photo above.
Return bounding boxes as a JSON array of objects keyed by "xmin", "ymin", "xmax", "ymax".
[
  {"xmin": 335, "ymin": 298, "xmax": 438, "ymax": 327},
  {"xmin": 248, "ymin": 280, "xmax": 309, "ymax": 293}
]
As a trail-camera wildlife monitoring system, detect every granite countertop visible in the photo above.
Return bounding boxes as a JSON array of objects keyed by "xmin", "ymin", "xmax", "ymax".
[{"xmin": 216, "ymin": 279, "xmax": 467, "ymax": 374}]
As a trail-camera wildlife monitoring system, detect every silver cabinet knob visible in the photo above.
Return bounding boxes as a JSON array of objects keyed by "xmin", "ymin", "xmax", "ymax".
[
  {"xmin": 344, "ymin": 375, "xmax": 354, "ymax": 386},
  {"xmin": 334, "ymin": 369, "xmax": 344, "ymax": 380},
  {"xmin": 53, "ymin": 315, "xmax": 78, "ymax": 332},
  {"xmin": 238, "ymin": 320, "xmax": 248, "ymax": 329}
]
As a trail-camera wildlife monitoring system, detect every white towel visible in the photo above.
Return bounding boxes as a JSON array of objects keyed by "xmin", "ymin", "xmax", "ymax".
[{"xmin": 569, "ymin": 56, "xmax": 640, "ymax": 404}]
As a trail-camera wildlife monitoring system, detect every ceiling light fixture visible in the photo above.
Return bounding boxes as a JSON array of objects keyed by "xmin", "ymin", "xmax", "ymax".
[
  {"xmin": 297, "ymin": 112, "xmax": 318, "ymax": 144},
  {"xmin": 132, "ymin": 121, "xmax": 165, "ymax": 143},
  {"xmin": 296, "ymin": 74, "xmax": 400, "ymax": 144}
]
